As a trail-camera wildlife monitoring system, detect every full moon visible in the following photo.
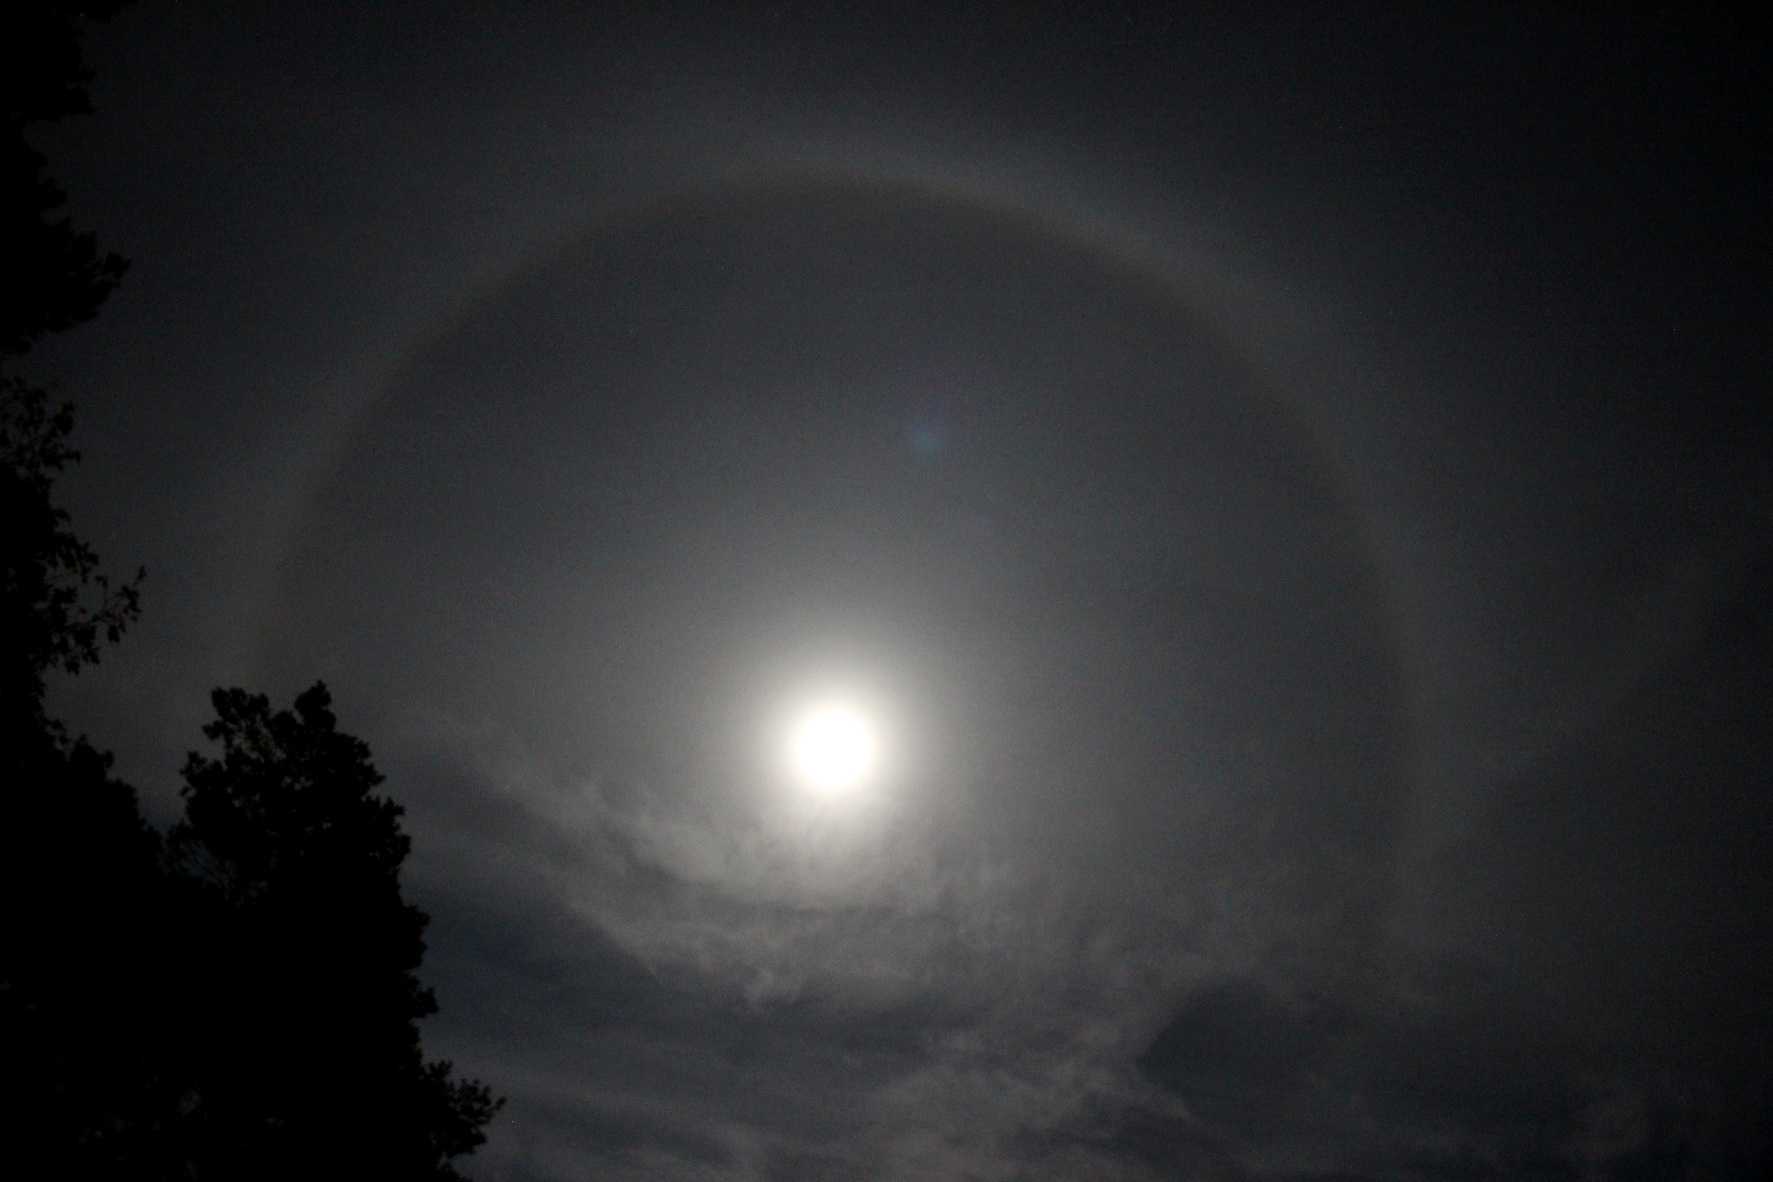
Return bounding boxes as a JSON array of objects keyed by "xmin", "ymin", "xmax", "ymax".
[{"xmin": 785, "ymin": 701, "xmax": 879, "ymax": 794}]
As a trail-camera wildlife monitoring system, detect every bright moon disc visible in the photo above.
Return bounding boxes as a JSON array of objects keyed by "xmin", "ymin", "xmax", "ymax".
[{"xmin": 786, "ymin": 702, "xmax": 879, "ymax": 794}]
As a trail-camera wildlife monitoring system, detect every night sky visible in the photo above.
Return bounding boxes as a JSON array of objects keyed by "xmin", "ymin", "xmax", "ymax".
[{"xmin": 31, "ymin": 4, "xmax": 1773, "ymax": 1178}]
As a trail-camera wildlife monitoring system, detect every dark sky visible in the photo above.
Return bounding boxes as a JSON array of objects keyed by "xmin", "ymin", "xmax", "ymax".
[{"xmin": 31, "ymin": 3, "xmax": 1773, "ymax": 1178}]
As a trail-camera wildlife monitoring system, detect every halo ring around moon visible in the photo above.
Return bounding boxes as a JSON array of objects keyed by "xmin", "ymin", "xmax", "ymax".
[{"xmin": 265, "ymin": 161, "xmax": 1420, "ymax": 882}]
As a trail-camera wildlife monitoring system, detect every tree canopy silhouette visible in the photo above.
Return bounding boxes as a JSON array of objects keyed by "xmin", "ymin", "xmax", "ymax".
[
  {"xmin": 3, "ymin": 10, "xmax": 160, "ymax": 1171},
  {"xmin": 165, "ymin": 684, "xmax": 502, "ymax": 1180},
  {"xmin": 2, "ymin": 1, "xmax": 130, "ymax": 356},
  {"xmin": 1, "ymin": 377, "xmax": 142, "ymax": 743},
  {"xmin": 2, "ymin": 6, "xmax": 502, "ymax": 1176},
  {"xmin": 2, "ymin": 0, "xmax": 141, "ymax": 743},
  {"xmin": 4, "ymin": 682, "xmax": 505, "ymax": 1179}
]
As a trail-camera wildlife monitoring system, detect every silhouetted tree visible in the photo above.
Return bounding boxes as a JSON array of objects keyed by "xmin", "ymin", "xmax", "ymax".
[
  {"xmin": 0, "ymin": 378, "xmax": 168, "ymax": 1175},
  {"xmin": 1, "ymin": 733, "xmax": 177, "ymax": 1177},
  {"xmin": 2, "ymin": 8, "xmax": 499, "ymax": 1176},
  {"xmin": 1, "ymin": 0, "xmax": 142, "ymax": 741},
  {"xmin": 3, "ymin": 1, "xmax": 130, "ymax": 357},
  {"xmin": 1, "ymin": 377, "xmax": 142, "ymax": 743},
  {"xmin": 165, "ymin": 684, "xmax": 502, "ymax": 1180},
  {"xmin": 1, "ymin": 8, "xmax": 164, "ymax": 1174}
]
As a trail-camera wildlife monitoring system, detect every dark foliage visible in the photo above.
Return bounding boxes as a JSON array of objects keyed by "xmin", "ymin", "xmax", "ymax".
[
  {"xmin": 2, "ymin": 11, "xmax": 158, "ymax": 1169},
  {"xmin": 0, "ymin": 377, "xmax": 142, "ymax": 743},
  {"xmin": 1, "ymin": 0, "xmax": 142, "ymax": 739},
  {"xmin": 1, "ymin": 6, "xmax": 501, "ymax": 1176},
  {"xmin": 3, "ymin": 684, "xmax": 505, "ymax": 1179},
  {"xmin": 2, "ymin": 730, "xmax": 175, "ymax": 1177},
  {"xmin": 2, "ymin": 1, "xmax": 130, "ymax": 357},
  {"xmin": 0, "ymin": 387, "xmax": 501, "ymax": 1178},
  {"xmin": 165, "ymin": 685, "xmax": 503, "ymax": 1179}
]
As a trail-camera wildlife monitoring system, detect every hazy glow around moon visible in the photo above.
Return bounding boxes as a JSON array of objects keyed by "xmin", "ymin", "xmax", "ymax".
[{"xmin": 786, "ymin": 701, "xmax": 879, "ymax": 794}]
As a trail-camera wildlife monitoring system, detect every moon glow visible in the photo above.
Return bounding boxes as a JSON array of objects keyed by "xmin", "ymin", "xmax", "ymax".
[{"xmin": 785, "ymin": 701, "xmax": 880, "ymax": 795}]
